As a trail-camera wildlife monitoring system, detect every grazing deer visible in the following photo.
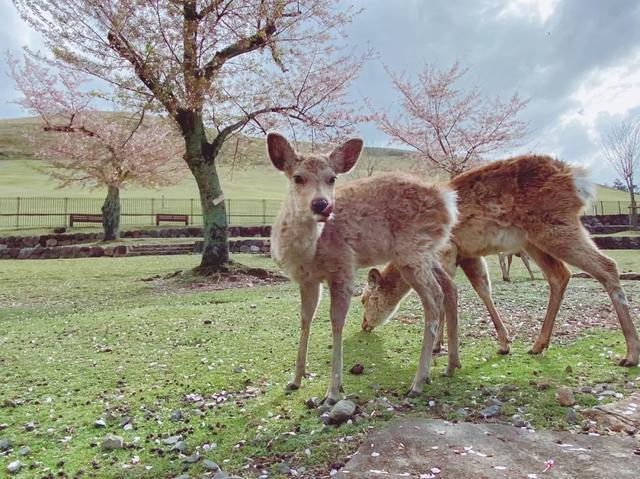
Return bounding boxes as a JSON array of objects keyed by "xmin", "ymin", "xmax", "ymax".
[
  {"xmin": 361, "ymin": 155, "xmax": 640, "ymax": 367},
  {"xmin": 499, "ymin": 251, "xmax": 536, "ymax": 281},
  {"xmin": 267, "ymin": 133, "xmax": 460, "ymax": 404}
]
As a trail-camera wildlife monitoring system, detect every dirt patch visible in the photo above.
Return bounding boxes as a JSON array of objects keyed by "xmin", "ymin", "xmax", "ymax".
[
  {"xmin": 142, "ymin": 264, "xmax": 289, "ymax": 293},
  {"xmin": 396, "ymin": 277, "xmax": 640, "ymax": 345}
]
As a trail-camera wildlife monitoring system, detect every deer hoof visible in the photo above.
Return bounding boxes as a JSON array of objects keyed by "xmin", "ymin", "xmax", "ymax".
[
  {"xmin": 497, "ymin": 347, "xmax": 511, "ymax": 355},
  {"xmin": 407, "ymin": 389, "xmax": 422, "ymax": 398},
  {"xmin": 320, "ymin": 395, "xmax": 339, "ymax": 406},
  {"xmin": 618, "ymin": 357, "xmax": 639, "ymax": 367},
  {"xmin": 285, "ymin": 382, "xmax": 300, "ymax": 391}
]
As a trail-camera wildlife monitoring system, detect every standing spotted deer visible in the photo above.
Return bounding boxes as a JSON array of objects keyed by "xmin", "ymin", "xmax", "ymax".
[
  {"xmin": 267, "ymin": 133, "xmax": 460, "ymax": 404},
  {"xmin": 361, "ymin": 155, "xmax": 640, "ymax": 367}
]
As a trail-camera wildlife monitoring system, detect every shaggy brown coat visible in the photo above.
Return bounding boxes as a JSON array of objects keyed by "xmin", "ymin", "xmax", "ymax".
[{"xmin": 363, "ymin": 155, "xmax": 640, "ymax": 367}]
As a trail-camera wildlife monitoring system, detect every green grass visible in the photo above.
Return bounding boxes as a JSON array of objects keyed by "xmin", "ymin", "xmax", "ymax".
[
  {"xmin": 594, "ymin": 185, "xmax": 634, "ymax": 202},
  {"xmin": 1, "ymin": 117, "xmax": 632, "ymax": 208},
  {"xmin": 1, "ymin": 252, "xmax": 639, "ymax": 477}
]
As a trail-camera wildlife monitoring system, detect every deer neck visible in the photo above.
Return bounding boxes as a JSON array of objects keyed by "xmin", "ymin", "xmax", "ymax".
[{"xmin": 271, "ymin": 198, "xmax": 324, "ymax": 278}]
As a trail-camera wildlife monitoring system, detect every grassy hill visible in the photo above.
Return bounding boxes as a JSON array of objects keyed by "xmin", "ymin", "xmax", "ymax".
[
  {"xmin": 0, "ymin": 117, "xmax": 634, "ymax": 205},
  {"xmin": 0, "ymin": 117, "xmax": 417, "ymax": 200}
]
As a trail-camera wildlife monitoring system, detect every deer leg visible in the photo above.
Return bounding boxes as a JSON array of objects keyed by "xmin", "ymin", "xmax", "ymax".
[
  {"xmin": 532, "ymin": 228, "xmax": 639, "ymax": 366},
  {"xmin": 286, "ymin": 281, "xmax": 321, "ymax": 391},
  {"xmin": 395, "ymin": 260, "xmax": 443, "ymax": 397},
  {"xmin": 459, "ymin": 257, "xmax": 511, "ymax": 354},
  {"xmin": 322, "ymin": 280, "xmax": 354, "ymax": 405},
  {"xmin": 433, "ymin": 266, "xmax": 461, "ymax": 376},
  {"xmin": 520, "ymin": 252, "xmax": 536, "ymax": 280},
  {"xmin": 523, "ymin": 242, "xmax": 571, "ymax": 354},
  {"xmin": 499, "ymin": 254, "xmax": 510, "ymax": 282},
  {"xmin": 433, "ymin": 248, "xmax": 458, "ymax": 353}
]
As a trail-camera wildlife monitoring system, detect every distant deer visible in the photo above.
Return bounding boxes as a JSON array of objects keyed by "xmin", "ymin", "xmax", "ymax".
[
  {"xmin": 499, "ymin": 251, "xmax": 536, "ymax": 282},
  {"xmin": 267, "ymin": 133, "xmax": 459, "ymax": 404},
  {"xmin": 361, "ymin": 155, "xmax": 640, "ymax": 367}
]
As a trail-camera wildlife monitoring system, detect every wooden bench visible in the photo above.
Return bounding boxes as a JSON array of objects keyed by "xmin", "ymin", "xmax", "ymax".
[
  {"xmin": 156, "ymin": 214, "xmax": 189, "ymax": 226},
  {"xmin": 70, "ymin": 214, "xmax": 103, "ymax": 227}
]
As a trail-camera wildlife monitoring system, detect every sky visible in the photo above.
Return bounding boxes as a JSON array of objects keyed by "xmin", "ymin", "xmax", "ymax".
[{"xmin": 2, "ymin": 0, "xmax": 640, "ymax": 185}]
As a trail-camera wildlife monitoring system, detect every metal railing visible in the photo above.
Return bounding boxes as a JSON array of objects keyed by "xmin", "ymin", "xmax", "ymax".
[
  {"xmin": 589, "ymin": 200, "xmax": 635, "ymax": 216},
  {"xmin": 0, "ymin": 197, "xmax": 282, "ymax": 229},
  {"xmin": 0, "ymin": 197, "xmax": 634, "ymax": 230}
]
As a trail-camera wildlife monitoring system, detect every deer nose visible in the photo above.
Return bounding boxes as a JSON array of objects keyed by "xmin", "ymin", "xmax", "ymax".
[{"xmin": 311, "ymin": 198, "xmax": 330, "ymax": 214}]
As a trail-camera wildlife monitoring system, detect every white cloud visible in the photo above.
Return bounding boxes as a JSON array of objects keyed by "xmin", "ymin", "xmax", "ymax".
[
  {"xmin": 560, "ymin": 48, "xmax": 640, "ymax": 142},
  {"xmin": 495, "ymin": 0, "xmax": 560, "ymax": 23}
]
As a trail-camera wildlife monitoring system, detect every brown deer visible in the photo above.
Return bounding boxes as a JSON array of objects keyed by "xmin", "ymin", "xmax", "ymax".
[
  {"xmin": 267, "ymin": 133, "xmax": 460, "ymax": 404},
  {"xmin": 361, "ymin": 155, "xmax": 640, "ymax": 367},
  {"xmin": 499, "ymin": 251, "xmax": 536, "ymax": 281}
]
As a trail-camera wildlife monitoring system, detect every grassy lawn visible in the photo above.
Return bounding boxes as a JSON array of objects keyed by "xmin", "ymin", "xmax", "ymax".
[{"xmin": 1, "ymin": 252, "xmax": 639, "ymax": 478}]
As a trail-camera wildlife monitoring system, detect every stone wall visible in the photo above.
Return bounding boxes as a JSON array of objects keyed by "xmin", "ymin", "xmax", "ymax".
[
  {"xmin": 581, "ymin": 214, "xmax": 630, "ymax": 233},
  {"xmin": 0, "ymin": 225, "xmax": 272, "ymax": 249},
  {"xmin": 593, "ymin": 236, "xmax": 640, "ymax": 250},
  {"xmin": 0, "ymin": 239, "xmax": 271, "ymax": 260}
]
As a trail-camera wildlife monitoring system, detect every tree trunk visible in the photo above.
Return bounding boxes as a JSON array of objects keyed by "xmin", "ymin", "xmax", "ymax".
[
  {"xmin": 180, "ymin": 113, "xmax": 229, "ymax": 271},
  {"xmin": 629, "ymin": 189, "xmax": 638, "ymax": 227},
  {"xmin": 101, "ymin": 185, "xmax": 121, "ymax": 240},
  {"xmin": 191, "ymin": 160, "xmax": 230, "ymax": 270}
]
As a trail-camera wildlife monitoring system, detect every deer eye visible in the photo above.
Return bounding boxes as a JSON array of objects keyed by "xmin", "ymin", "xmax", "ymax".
[
  {"xmin": 293, "ymin": 175, "xmax": 304, "ymax": 185},
  {"xmin": 328, "ymin": 176, "xmax": 337, "ymax": 185}
]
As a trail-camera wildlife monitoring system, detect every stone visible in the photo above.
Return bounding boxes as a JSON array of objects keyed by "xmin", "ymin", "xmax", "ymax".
[
  {"xmin": 163, "ymin": 435, "xmax": 182, "ymax": 445},
  {"xmin": 336, "ymin": 419, "xmax": 640, "ymax": 478},
  {"xmin": 213, "ymin": 472, "xmax": 230, "ymax": 479},
  {"xmin": 318, "ymin": 403, "xmax": 333, "ymax": 415},
  {"xmin": 94, "ymin": 419, "xmax": 107, "ymax": 428},
  {"xmin": 172, "ymin": 441, "xmax": 187, "ymax": 453},
  {"xmin": 102, "ymin": 434, "xmax": 125, "ymax": 450},
  {"xmin": 170, "ymin": 409, "xmax": 184, "ymax": 421},
  {"xmin": 329, "ymin": 400, "xmax": 357, "ymax": 425},
  {"xmin": 203, "ymin": 459, "xmax": 220, "ymax": 471},
  {"xmin": 511, "ymin": 414, "xmax": 528, "ymax": 428},
  {"xmin": 0, "ymin": 438, "xmax": 11, "ymax": 451},
  {"xmin": 7, "ymin": 461, "xmax": 22, "ymax": 474},
  {"xmin": 349, "ymin": 363, "xmax": 365, "ymax": 375},
  {"xmin": 276, "ymin": 462, "xmax": 292, "ymax": 475},
  {"xmin": 23, "ymin": 421, "xmax": 36, "ymax": 432},
  {"xmin": 45, "ymin": 238, "xmax": 58, "ymax": 247},
  {"xmin": 18, "ymin": 446, "xmax": 31, "ymax": 456},
  {"xmin": 183, "ymin": 452, "xmax": 201, "ymax": 463},
  {"xmin": 582, "ymin": 391, "xmax": 640, "ymax": 434},
  {"xmin": 564, "ymin": 408, "xmax": 579, "ymax": 424},
  {"xmin": 479, "ymin": 404, "xmax": 501, "ymax": 418},
  {"xmin": 486, "ymin": 397, "xmax": 502, "ymax": 407},
  {"xmin": 557, "ymin": 387, "xmax": 576, "ymax": 407}
]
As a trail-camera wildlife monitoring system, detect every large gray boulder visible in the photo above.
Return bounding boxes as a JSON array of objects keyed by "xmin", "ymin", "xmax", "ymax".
[{"xmin": 336, "ymin": 419, "xmax": 640, "ymax": 478}]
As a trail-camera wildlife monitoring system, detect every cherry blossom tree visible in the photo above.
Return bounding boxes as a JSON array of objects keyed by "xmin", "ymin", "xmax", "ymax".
[
  {"xmin": 11, "ymin": 0, "xmax": 369, "ymax": 271},
  {"xmin": 601, "ymin": 119, "xmax": 640, "ymax": 226},
  {"xmin": 369, "ymin": 62, "xmax": 528, "ymax": 178},
  {"xmin": 9, "ymin": 53, "xmax": 185, "ymax": 240}
]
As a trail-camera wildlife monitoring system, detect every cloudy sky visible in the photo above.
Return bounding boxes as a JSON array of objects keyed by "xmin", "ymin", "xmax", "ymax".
[{"xmin": 2, "ymin": 0, "xmax": 640, "ymax": 184}]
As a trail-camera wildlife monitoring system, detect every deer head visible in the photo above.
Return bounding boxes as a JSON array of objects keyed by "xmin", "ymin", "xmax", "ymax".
[{"xmin": 267, "ymin": 133, "xmax": 363, "ymax": 222}]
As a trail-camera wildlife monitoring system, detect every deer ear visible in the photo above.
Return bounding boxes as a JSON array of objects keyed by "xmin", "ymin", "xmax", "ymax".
[
  {"xmin": 329, "ymin": 138, "xmax": 363, "ymax": 174},
  {"xmin": 368, "ymin": 268, "xmax": 382, "ymax": 288},
  {"xmin": 267, "ymin": 133, "xmax": 296, "ymax": 172}
]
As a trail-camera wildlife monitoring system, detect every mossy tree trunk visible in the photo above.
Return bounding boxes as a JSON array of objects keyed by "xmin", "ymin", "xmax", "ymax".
[
  {"xmin": 179, "ymin": 110, "xmax": 229, "ymax": 271},
  {"xmin": 101, "ymin": 185, "xmax": 121, "ymax": 240},
  {"xmin": 629, "ymin": 189, "xmax": 638, "ymax": 227}
]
